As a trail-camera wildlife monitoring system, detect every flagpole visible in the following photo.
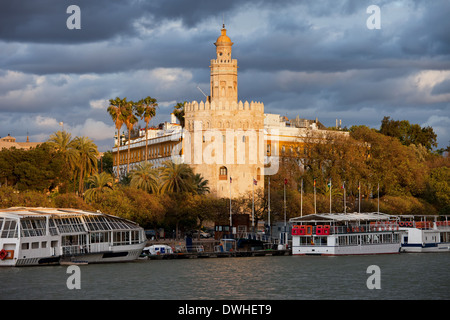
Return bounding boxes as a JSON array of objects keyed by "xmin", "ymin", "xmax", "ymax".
[
  {"xmin": 329, "ymin": 178, "xmax": 332, "ymax": 214},
  {"xmin": 252, "ymin": 177, "xmax": 255, "ymax": 232},
  {"xmin": 268, "ymin": 177, "xmax": 271, "ymax": 239},
  {"xmin": 284, "ymin": 178, "xmax": 287, "ymax": 230},
  {"xmin": 229, "ymin": 175, "xmax": 232, "ymax": 230},
  {"xmin": 358, "ymin": 181, "xmax": 361, "ymax": 213},
  {"xmin": 300, "ymin": 178, "xmax": 303, "ymax": 217},
  {"xmin": 343, "ymin": 182, "xmax": 346, "ymax": 214},
  {"xmin": 377, "ymin": 182, "xmax": 380, "ymax": 213},
  {"xmin": 284, "ymin": 178, "xmax": 287, "ymax": 247},
  {"xmin": 314, "ymin": 179, "xmax": 317, "ymax": 214}
]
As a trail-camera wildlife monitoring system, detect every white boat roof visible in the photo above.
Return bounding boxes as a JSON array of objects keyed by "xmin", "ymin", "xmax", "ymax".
[
  {"xmin": 0, "ymin": 207, "xmax": 138, "ymax": 226},
  {"xmin": 0, "ymin": 207, "xmax": 104, "ymax": 218},
  {"xmin": 289, "ymin": 212, "xmax": 394, "ymax": 223}
]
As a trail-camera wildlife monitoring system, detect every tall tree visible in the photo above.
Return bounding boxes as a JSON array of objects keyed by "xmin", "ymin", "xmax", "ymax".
[
  {"xmin": 122, "ymin": 98, "xmax": 138, "ymax": 173},
  {"xmin": 380, "ymin": 116, "xmax": 437, "ymax": 150},
  {"xmin": 47, "ymin": 130, "xmax": 80, "ymax": 193},
  {"xmin": 84, "ymin": 172, "xmax": 114, "ymax": 203},
  {"xmin": 72, "ymin": 136, "xmax": 99, "ymax": 195},
  {"xmin": 47, "ymin": 131, "xmax": 79, "ymax": 169},
  {"xmin": 159, "ymin": 160, "xmax": 196, "ymax": 194},
  {"xmin": 130, "ymin": 162, "xmax": 159, "ymax": 194},
  {"xmin": 192, "ymin": 173, "xmax": 210, "ymax": 195},
  {"xmin": 107, "ymin": 97, "xmax": 126, "ymax": 180},
  {"xmin": 172, "ymin": 102, "xmax": 186, "ymax": 127},
  {"xmin": 134, "ymin": 96, "xmax": 158, "ymax": 161}
]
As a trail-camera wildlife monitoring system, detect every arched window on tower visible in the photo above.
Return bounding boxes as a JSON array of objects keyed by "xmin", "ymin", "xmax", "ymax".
[{"xmin": 219, "ymin": 166, "xmax": 228, "ymax": 180}]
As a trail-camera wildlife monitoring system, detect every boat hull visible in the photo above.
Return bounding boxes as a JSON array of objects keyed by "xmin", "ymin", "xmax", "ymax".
[
  {"xmin": 292, "ymin": 243, "xmax": 401, "ymax": 256},
  {"xmin": 400, "ymin": 243, "xmax": 450, "ymax": 253},
  {"xmin": 13, "ymin": 244, "xmax": 145, "ymax": 266}
]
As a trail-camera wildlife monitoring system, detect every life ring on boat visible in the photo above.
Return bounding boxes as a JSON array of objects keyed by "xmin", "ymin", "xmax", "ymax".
[
  {"xmin": 399, "ymin": 221, "xmax": 405, "ymax": 227},
  {"xmin": 0, "ymin": 249, "xmax": 7, "ymax": 260},
  {"xmin": 4, "ymin": 250, "xmax": 14, "ymax": 259}
]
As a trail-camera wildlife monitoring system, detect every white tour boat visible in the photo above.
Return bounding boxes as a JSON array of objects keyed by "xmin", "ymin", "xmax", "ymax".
[
  {"xmin": 289, "ymin": 212, "xmax": 402, "ymax": 255},
  {"xmin": 398, "ymin": 215, "xmax": 450, "ymax": 253},
  {"xmin": 0, "ymin": 207, "xmax": 147, "ymax": 266}
]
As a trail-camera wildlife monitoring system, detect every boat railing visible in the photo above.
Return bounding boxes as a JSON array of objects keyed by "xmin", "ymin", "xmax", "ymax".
[
  {"xmin": 292, "ymin": 222, "xmax": 400, "ymax": 236},
  {"xmin": 186, "ymin": 245, "xmax": 205, "ymax": 253},
  {"xmin": 62, "ymin": 245, "xmax": 88, "ymax": 256},
  {"xmin": 398, "ymin": 221, "xmax": 450, "ymax": 230}
]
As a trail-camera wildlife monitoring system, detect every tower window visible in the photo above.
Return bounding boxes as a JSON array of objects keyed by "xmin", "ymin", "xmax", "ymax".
[{"xmin": 219, "ymin": 166, "xmax": 228, "ymax": 180}]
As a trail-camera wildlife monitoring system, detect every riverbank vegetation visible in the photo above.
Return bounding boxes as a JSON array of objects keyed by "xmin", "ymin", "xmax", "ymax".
[{"xmin": 0, "ymin": 116, "xmax": 448, "ymax": 235}]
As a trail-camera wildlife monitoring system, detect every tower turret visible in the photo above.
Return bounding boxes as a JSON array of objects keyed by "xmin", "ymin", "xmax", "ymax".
[{"xmin": 210, "ymin": 25, "xmax": 238, "ymax": 104}]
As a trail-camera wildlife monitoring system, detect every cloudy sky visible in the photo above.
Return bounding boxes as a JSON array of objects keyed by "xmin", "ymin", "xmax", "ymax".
[{"xmin": 1, "ymin": 0, "xmax": 449, "ymax": 151}]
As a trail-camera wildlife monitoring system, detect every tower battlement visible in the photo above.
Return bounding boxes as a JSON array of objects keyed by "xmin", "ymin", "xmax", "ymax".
[{"xmin": 184, "ymin": 100, "xmax": 264, "ymax": 113}]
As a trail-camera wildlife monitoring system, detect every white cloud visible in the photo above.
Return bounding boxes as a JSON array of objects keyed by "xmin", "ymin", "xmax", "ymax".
[
  {"xmin": 70, "ymin": 118, "xmax": 115, "ymax": 141},
  {"xmin": 35, "ymin": 115, "xmax": 59, "ymax": 128},
  {"xmin": 89, "ymin": 99, "xmax": 109, "ymax": 110}
]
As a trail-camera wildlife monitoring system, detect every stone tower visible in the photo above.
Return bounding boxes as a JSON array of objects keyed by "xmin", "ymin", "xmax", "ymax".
[{"xmin": 184, "ymin": 26, "xmax": 265, "ymax": 199}]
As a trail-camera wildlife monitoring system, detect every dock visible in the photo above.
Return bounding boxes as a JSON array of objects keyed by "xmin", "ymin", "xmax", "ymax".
[
  {"xmin": 141, "ymin": 238, "xmax": 291, "ymax": 260},
  {"xmin": 142, "ymin": 249, "xmax": 291, "ymax": 260}
]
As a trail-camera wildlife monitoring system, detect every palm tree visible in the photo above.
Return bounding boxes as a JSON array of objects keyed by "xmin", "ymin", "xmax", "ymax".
[
  {"xmin": 134, "ymin": 96, "xmax": 158, "ymax": 162},
  {"xmin": 192, "ymin": 173, "xmax": 210, "ymax": 195},
  {"xmin": 107, "ymin": 97, "xmax": 126, "ymax": 180},
  {"xmin": 172, "ymin": 102, "xmax": 186, "ymax": 127},
  {"xmin": 47, "ymin": 130, "xmax": 80, "ymax": 192},
  {"xmin": 130, "ymin": 162, "xmax": 159, "ymax": 194},
  {"xmin": 47, "ymin": 130, "xmax": 79, "ymax": 169},
  {"xmin": 84, "ymin": 172, "xmax": 114, "ymax": 203},
  {"xmin": 159, "ymin": 160, "xmax": 196, "ymax": 194},
  {"xmin": 122, "ymin": 99, "xmax": 138, "ymax": 173},
  {"xmin": 72, "ymin": 136, "xmax": 99, "ymax": 195}
]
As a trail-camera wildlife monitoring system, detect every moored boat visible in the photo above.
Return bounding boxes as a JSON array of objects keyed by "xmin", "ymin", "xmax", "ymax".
[
  {"xmin": 0, "ymin": 207, "xmax": 146, "ymax": 266},
  {"xmin": 398, "ymin": 215, "xmax": 450, "ymax": 253},
  {"xmin": 289, "ymin": 212, "xmax": 402, "ymax": 255}
]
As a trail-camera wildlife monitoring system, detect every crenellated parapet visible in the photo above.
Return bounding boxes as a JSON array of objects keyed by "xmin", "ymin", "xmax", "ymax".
[{"xmin": 184, "ymin": 100, "xmax": 264, "ymax": 113}]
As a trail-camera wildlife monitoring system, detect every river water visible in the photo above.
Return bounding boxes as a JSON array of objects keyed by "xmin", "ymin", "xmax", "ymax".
[{"xmin": 1, "ymin": 253, "xmax": 448, "ymax": 300}]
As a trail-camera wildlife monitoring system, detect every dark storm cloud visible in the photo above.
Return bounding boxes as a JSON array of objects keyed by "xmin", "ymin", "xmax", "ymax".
[
  {"xmin": 0, "ymin": 0, "xmax": 298, "ymax": 44},
  {"xmin": 0, "ymin": 0, "xmax": 449, "ymax": 150},
  {"xmin": 0, "ymin": 0, "xmax": 142, "ymax": 43}
]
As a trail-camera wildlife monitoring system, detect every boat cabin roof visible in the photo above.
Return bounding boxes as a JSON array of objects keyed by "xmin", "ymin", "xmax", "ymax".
[
  {"xmin": 290, "ymin": 212, "xmax": 394, "ymax": 224},
  {"xmin": 0, "ymin": 207, "xmax": 104, "ymax": 218},
  {"xmin": 0, "ymin": 207, "xmax": 138, "ymax": 227}
]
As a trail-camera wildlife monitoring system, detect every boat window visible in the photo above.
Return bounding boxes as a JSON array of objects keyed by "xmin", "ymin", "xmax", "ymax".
[
  {"xmin": 49, "ymin": 219, "xmax": 58, "ymax": 236},
  {"xmin": 52, "ymin": 216, "xmax": 85, "ymax": 234},
  {"xmin": 1, "ymin": 219, "xmax": 17, "ymax": 238},
  {"xmin": 21, "ymin": 218, "xmax": 46, "ymax": 237},
  {"xmin": 84, "ymin": 215, "xmax": 112, "ymax": 231}
]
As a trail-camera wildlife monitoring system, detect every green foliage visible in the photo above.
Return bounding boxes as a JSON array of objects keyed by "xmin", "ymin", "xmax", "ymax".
[
  {"xmin": 172, "ymin": 102, "xmax": 186, "ymax": 127},
  {"xmin": 0, "ymin": 144, "xmax": 69, "ymax": 192},
  {"xmin": 99, "ymin": 151, "xmax": 114, "ymax": 175},
  {"xmin": 425, "ymin": 166, "xmax": 450, "ymax": 214},
  {"xmin": 130, "ymin": 162, "xmax": 159, "ymax": 193},
  {"xmin": 84, "ymin": 172, "xmax": 114, "ymax": 203},
  {"xmin": 380, "ymin": 116, "xmax": 437, "ymax": 150}
]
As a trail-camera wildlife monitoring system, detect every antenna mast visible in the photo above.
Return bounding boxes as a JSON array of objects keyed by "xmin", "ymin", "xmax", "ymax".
[{"xmin": 197, "ymin": 86, "xmax": 208, "ymax": 98}]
